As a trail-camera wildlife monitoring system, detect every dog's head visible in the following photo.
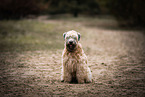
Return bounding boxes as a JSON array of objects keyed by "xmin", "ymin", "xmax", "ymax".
[{"xmin": 63, "ymin": 30, "xmax": 80, "ymax": 52}]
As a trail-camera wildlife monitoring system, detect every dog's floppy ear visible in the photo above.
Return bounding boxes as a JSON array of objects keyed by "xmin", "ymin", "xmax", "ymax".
[
  {"xmin": 78, "ymin": 33, "xmax": 81, "ymax": 41},
  {"xmin": 63, "ymin": 32, "xmax": 66, "ymax": 40}
]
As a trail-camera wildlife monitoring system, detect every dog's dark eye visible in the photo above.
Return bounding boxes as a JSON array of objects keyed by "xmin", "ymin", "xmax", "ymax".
[
  {"xmin": 66, "ymin": 37, "xmax": 69, "ymax": 39},
  {"xmin": 73, "ymin": 36, "xmax": 77, "ymax": 40}
]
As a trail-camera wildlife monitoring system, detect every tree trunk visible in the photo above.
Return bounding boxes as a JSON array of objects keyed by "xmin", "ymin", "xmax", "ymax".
[{"xmin": 73, "ymin": 9, "xmax": 78, "ymax": 17}]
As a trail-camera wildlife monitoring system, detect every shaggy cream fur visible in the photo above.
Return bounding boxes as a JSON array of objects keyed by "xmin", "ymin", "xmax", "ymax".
[{"xmin": 61, "ymin": 30, "xmax": 92, "ymax": 83}]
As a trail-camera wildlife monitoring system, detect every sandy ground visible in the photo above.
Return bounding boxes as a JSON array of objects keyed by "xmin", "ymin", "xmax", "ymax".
[{"xmin": 0, "ymin": 16, "xmax": 145, "ymax": 96}]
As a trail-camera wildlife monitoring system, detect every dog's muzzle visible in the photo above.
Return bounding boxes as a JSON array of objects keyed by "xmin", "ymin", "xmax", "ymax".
[{"xmin": 66, "ymin": 39, "xmax": 76, "ymax": 52}]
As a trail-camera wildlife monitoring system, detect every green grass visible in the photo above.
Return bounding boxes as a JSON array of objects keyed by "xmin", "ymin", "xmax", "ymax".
[{"xmin": 0, "ymin": 20, "xmax": 66, "ymax": 52}]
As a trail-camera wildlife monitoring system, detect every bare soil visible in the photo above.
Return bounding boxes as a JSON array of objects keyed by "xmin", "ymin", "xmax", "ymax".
[{"xmin": 0, "ymin": 15, "xmax": 145, "ymax": 96}]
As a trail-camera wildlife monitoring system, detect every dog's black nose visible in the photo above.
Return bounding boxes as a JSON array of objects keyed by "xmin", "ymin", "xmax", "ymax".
[{"xmin": 69, "ymin": 41, "xmax": 73, "ymax": 44}]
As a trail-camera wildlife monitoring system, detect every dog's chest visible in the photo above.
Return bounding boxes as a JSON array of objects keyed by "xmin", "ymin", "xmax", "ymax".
[{"xmin": 64, "ymin": 54, "xmax": 79, "ymax": 72}]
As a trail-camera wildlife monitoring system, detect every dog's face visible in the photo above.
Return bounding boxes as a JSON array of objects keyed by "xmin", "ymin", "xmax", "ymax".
[{"xmin": 63, "ymin": 30, "xmax": 80, "ymax": 52}]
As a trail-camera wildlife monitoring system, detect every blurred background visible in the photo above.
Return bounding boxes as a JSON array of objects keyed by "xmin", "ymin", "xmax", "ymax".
[
  {"xmin": 0, "ymin": 0, "xmax": 145, "ymax": 27},
  {"xmin": 0, "ymin": 0, "xmax": 145, "ymax": 97}
]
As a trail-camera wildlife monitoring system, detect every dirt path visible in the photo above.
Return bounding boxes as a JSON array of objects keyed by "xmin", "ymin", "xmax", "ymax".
[{"xmin": 0, "ymin": 16, "xmax": 145, "ymax": 96}]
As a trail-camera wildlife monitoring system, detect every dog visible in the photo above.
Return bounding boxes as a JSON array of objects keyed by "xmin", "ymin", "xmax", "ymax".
[{"xmin": 61, "ymin": 30, "xmax": 92, "ymax": 83}]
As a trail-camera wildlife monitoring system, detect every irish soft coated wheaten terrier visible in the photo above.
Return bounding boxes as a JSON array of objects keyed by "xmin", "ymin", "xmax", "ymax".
[{"xmin": 61, "ymin": 30, "xmax": 92, "ymax": 83}]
